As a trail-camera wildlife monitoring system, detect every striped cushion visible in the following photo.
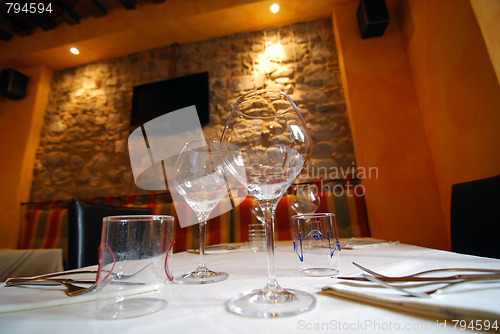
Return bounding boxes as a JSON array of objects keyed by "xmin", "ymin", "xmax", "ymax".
[
  {"xmin": 319, "ymin": 191, "xmax": 370, "ymax": 238},
  {"xmin": 20, "ymin": 208, "xmax": 68, "ymax": 265},
  {"xmin": 146, "ymin": 191, "xmax": 369, "ymax": 253},
  {"xmin": 19, "ymin": 187, "xmax": 370, "ymax": 259}
]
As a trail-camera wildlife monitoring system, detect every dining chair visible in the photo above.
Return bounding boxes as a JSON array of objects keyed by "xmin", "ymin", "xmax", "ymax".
[
  {"xmin": 450, "ymin": 174, "xmax": 500, "ymax": 259},
  {"xmin": 67, "ymin": 199, "xmax": 152, "ymax": 270}
]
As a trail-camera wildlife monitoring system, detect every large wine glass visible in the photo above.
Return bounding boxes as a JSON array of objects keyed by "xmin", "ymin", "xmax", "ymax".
[
  {"xmin": 250, "ymin": 198, "xmax": 265, "ymax": 223},
  {"xmin": 220, "ymin": 89, "xmax": 315, "ymax": 317},
  {"xmin": 172, "ymin": 140, "xmax": 229, "ymax": 284},
  {"xmin": 290, "ymin": 183, "xmax": 321, "ymax": 215}
]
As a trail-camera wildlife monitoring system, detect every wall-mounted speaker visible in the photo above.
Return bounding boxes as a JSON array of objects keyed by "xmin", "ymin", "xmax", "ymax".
[
  {"xmin": 0, "ymin": 68, "xmax": 29, "ymax": 100},
  {"xmin": 357, "ymin": 0, "xmax": 390, "ymax": 39}
]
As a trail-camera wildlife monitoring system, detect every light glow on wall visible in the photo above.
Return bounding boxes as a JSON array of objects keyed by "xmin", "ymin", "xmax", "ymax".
[{"xmin": 265, "ymin": 43, "xmax": 284, "ymax": 60}]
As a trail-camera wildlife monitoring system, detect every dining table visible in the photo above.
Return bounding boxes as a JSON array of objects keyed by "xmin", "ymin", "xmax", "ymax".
[
  {"xmin": 0, "ymin": 248, "xmax": 64, "ymax": 282},
  {"xmin": 1, "ymin": 239, "xmax": 499, "ymax": 334}
]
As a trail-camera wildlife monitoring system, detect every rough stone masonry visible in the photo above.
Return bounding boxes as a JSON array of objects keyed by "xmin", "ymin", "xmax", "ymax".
[{"xmin": 30, "ymin": 18, "xmax": 355, "ymax": 201}]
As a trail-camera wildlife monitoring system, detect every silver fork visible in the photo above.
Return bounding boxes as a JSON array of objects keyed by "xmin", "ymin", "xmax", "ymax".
[
  {"xmin": 361, "ymin": 274, "xmax": 433, "ymax": 298},
  {"xmin": 353, "ymin": 262, "xmax": 500, "ymax": 279},
  {"xmin": 351, "ymin": 262, "xmax": 500, "ymax": 297},
  {"xmin": 5, "ymin": 262, "xmax": 152, "ymax": 296},
  {"xmin": 5, "ymin": 278, "xmax": 99, "ymax": 296}
]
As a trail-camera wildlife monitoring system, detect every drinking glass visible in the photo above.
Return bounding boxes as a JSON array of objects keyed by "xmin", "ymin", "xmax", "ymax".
[
  {"xmin": 249, "ymin": 198, "xmax": 266, "ymax": 252},
  {"xmin": 96, "ymin": 215, "xmax": 175, "ymax": 319},
  {"xmin": 221, "ymin": 89, "xmax": 315, "ymax": 317},
  {"xmin": 290, "ymin": 183, "xmax": 321, "ymax": 215},
  {"xmin": 172, "ymin": 140, "xmax": 229, "ymax": 284},
  {"xmin": 292, "ymin": 213, "xmax": 341, "ymax": 277}
]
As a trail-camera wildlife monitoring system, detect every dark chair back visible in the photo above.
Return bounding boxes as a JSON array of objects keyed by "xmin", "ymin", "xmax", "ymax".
[
  {"xmin": 67, "ymin": 199, "xmax": 152, "ymax": 269},
  {"xmin": 450, "ymin": 175, "xmax": 500, "ymax": 259}
]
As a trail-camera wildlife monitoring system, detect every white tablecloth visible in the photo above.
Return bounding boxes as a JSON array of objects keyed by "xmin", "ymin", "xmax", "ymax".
[
  {"xmin": 0, "ymin": 248, "xmax": 64, "ymax": 282},
  {"xmin": 1, "ymin": 242, "xmax": 499, "ymax": 334}
]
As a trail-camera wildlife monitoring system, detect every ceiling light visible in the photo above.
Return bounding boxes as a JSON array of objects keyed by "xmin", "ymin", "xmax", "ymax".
[
  {"xmin": 70, "ymin": 47, "xmax": 80, "ymax": 55},
  {"xmin": 270, "ymin": 3, "xmax": 279, "ymax": 13}
]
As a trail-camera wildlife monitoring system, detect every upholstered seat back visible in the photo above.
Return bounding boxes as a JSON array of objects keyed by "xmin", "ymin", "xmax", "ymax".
[{"xmin": 451, "ymin": 175, "xmax": 500, "ymax": 259}]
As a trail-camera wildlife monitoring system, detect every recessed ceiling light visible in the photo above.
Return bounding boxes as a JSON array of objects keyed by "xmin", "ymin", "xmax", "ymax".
[
  {"xmin": 70, "ymin": 47, "xmax": 80, "ymax": 55},
  {"xmin": 270, "ymin": 3, "xmax": 279, "ymax": 13}
]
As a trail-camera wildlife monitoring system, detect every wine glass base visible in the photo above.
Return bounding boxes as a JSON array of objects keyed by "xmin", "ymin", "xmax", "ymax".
[
  {"xmin": 98, "ymin": 298, "xmax": 167, "ymax": 319},
  {"xmin": 173, "ymin": 268, "xmax": 229, "ymax": 285},
  {"xmin": 299, "ymin": 268, "xmax": 340, "ymax": 277},
  {"xmin": 227, "ymin": 288, "xmax": 316, "ymax": 318}
]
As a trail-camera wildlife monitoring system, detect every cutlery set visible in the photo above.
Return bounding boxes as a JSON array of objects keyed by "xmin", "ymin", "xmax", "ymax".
[
  {"xmin": 337, "ymin": 262, "xmax": 500, "ymax": 297},
  {"xmin": 4, "ymin": 270, "xmax": 98, "ymax": 296},
  {"xmin": 5, "ymin": 260, "xmax": 500, "ymax": 299},
  {"xmin": 4, "ymin": 263, "xmax": 151, "ymax": 296}
]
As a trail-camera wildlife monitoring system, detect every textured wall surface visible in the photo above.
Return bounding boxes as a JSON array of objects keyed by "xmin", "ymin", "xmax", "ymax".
[{"xmin": 30, "ymin": 19, "xmax": 355, "ymax": 201}]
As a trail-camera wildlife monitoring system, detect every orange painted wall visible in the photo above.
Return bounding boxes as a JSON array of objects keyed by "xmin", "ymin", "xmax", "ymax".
[
  {"xmin": 0, "ymin": 66, "xmax": 52, "ymax": 248},
  {"xmin": 470, "ymin": 0, "xmax": 500, "ymax": 85},
  {"xmin": 332, "ymin": 0, "xmax": 449, "ymax": 249},
  {"xmin": 400, "ymin": 0, "xmax": 500, "ymax": 239}
]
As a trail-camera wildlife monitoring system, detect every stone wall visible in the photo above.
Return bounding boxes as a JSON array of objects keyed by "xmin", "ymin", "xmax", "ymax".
[{"xmin": 30, "ymin": 18, "xmax": 355, "ymax": 201}]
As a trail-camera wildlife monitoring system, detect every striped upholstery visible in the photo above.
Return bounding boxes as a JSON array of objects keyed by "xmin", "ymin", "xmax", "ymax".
[
  {"xmin": 319, "ymin": 191, "xmax": 370, "ymax": 238},
  {"xmin": 20, "ymin": 208, "xmax": 68, "ymax": 265},
  {"xmin": 145, "ymin": 191, "xmax": 369, "ymax": 253},
  {"xmin": 19, "ymin": 185, "xmax": 370, "ymax": 263}
]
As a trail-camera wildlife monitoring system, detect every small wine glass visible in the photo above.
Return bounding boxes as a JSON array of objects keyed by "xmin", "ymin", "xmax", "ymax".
[
  {"xmin": 172, "ymin": 140, "xmax": 229, "ymax": 284},
  {"xmin": 290, "ymin": 183, "xmax": 321, "ymax": 215},
  {"xmin": 221, "ymin": 89, "xmax": 315, "ymax": 317}
]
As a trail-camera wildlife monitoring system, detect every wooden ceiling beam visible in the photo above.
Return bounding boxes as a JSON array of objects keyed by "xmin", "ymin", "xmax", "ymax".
[
  {"xmin": 23, "ymin": 13, "xmax": 58, "ymax": 31},
  {"xmin": 119, "ymin": 0, "xmax": 137, "ymax": 10},
  {"xmin": 52, "ymin": 0, "xmax": 81, "ymax": 25},
  {"xmin": 0, "ymin": 12, "xmax": 33, "ymax": 37},
  {"xmin": 87, "ymin": 0, "xmax": 108, "ymax": 18},
  {"xmin": 0, "ymin": 27, "xmax": 12, "ymax": 41}
]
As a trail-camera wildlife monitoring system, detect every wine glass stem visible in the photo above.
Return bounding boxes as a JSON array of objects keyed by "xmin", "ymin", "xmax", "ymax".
[
  {"xmin": 198, "ymin": 221, "xmax": 207, "ymax": 271},
  {"xmin": 264, "ymin": 207, "xmax": 278, "ymax": 289}
]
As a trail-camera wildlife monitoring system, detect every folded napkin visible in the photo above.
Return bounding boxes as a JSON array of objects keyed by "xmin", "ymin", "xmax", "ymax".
[
  {"xmin": 0, "ymin": 282, "xmax": 97, "ymax": 313},
  {"xmin": 322, "ymin": 277, "xmax": 500, "ymax": 321},
  {"xmin": 187, "ymin": 242, "xmax": 249, "ymax": 254},
  {"xmin": 0, "ymin": 271, "xmax": 161, "ymax": 314},
  {"xmin": 339, "ymin": 238, "xmax": 399, "ymax": 249}
]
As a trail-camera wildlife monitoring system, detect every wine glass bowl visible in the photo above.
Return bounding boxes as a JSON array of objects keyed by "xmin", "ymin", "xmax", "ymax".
[
  {"xmin": 172, "ymin": 140, "xmax": 229, "ymax": 285},
  {"xmin": 221, "ymin": 90, "xmax": 315, "ymax": 317},
  {"xmin": 290, "ymin": 183, "xmax": 321, "ymax": 215}
]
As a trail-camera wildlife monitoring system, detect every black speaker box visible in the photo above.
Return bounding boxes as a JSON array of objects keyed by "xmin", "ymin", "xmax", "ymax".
[
  {"xmin": 0, "ymin": 68, "xmax": 29, "ymax": 100},
  {"xmin": 357, "ymin": 0, "xmax": 390, "ymax": 39}
]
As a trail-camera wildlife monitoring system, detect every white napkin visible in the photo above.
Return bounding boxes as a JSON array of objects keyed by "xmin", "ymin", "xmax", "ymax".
[
  {"xmin": 0, "ymin": 269, "xmax": 162, "ymax": 314},
  {"xmin": 339, "ymin": 238, "xmax": 399, "ymax": 249},
  {"xmin": 0, "ymin": 283, "xmax": 97, "ymax": 313},
  {"xmin": 186, "ymin": 242, "xmax": 249, "ymax": 254},
  {"xmin": 322, "ymin": 275, "xmax": 500, "ymax": 321}
]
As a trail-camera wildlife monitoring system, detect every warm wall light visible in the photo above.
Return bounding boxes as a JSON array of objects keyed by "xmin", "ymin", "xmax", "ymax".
[
  {"xmin": 265, "ymin": 43, "xmax": 284, "ymax": 60},
  {"xmin": 269, "ymin": 3, "xmax": 279, "ymax": 13},
  {"xmin": 70, "ymin": 47, "xmax": 80, "ymax": 55}
]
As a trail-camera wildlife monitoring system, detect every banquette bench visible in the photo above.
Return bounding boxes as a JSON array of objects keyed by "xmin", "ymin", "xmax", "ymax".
[{"xmin": 19, "ymin": 180, "xmax": 370, "ymax": 269}]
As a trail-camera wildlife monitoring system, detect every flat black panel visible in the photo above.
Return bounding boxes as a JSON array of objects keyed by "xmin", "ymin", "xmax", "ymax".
[
  {"xmin": 130, "ymin": 72, "xmax": 210, "ymax": 129},
  {"xmin": 0, "ymin": 68, "xmax": 29, "ymax": 100}
]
